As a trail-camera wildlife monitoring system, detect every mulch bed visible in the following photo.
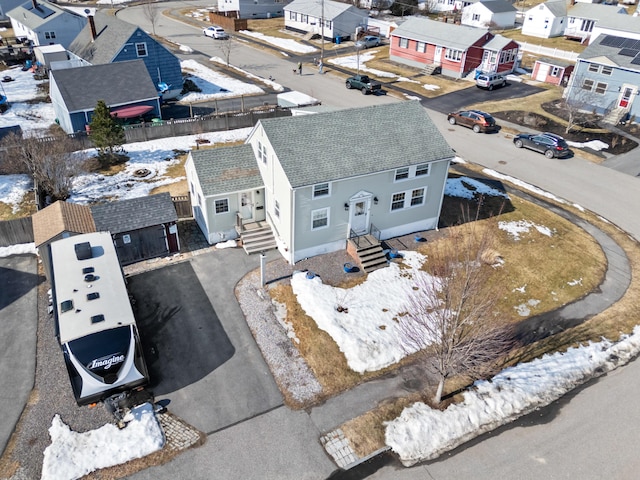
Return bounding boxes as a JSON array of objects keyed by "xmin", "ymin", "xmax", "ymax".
[{"xmin": 492, "ymin": 100, "xmax": 639, "ymax": 156}]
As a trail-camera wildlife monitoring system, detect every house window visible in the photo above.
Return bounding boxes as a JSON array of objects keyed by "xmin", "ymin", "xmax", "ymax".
[
  {"xmin": 391, "ymin": 193, "xmax": 405, "ymax": 211},
  {"xmin": 311, "ymin": 208, "xmax": 329, "ymax": 229},
  {"xmin": 258, "ymin": 141, "xmax": 267, "ymax": 163},
  {"xmin": 290, "ymin": 12, "xmax": 298, "ymax": 21},
  {"xmin": 313, "ymin": 182, "xmax": 330, "ymax": 198},
  {"xmin": 395, "ymin": 167, "xmax": 409, "ymax": 181},
  {"xmin": 445, "ymin": 49, "xmax": 463, "ymax": 62},
  {"xmin": 197, "ymin": 193, "xmax": 202, "ymax": 206},
  {"xmin": 416, "ymin": 41, "xmax": 426, "ymax": 53},
  {"xmin": 301, "ymin": 14, "xmax": 308, "ymax": 23},
  {"xmin": 274, "ymin": 199, "xmax": 280, "ymax": 218},
  {"xmin": 410, "ymin": 188, "xmax": 425, "ymax": 206},
  {"xmin": 215, "ymin": 198, "xmax": 229, "ymax": 214},
  {"xmin": 550, "ymin": 66, "xmax": 560, "ymax": 77},
  {"xmin": 325, "ymin": 20, "xmax": 332, "ymax": 29},
  {"xmin": 528, "ymin": 15, "xmax": 533, "ymax": 21},
  {"xmin": 601, "ymin": 66, "xmax": 612, "ymax": 76},
  {"xmin": 399, "ymin": 37, "xmax": 408, "ymax": 49},
  {"xmin": 581, "ymin": 79, "xmax": 594, "ymax": 91},
  {"xmin": 190, "ymin": 182, "xmax": 194, "ymax": 194},
  {"xmin": 472, "ymin": 14, "xmax": 480, "ymax": 21},
  {"xmin": 595, "ymin": 82, "xmax": 607, "ymax": 94},
  {"xmin": 588, "ymin": 63, "xmax": 599, "ymax": 73},
  {"xmin": 415, "ymin": 163, "xmax": 430, "ymax": 176},
  {"xmin": 136, "ymin": 43, "xmax": 147, "ymax": 57},
  {"xmin": 44, "ymin": 31, "xmax": 56, "ymax": 39}
]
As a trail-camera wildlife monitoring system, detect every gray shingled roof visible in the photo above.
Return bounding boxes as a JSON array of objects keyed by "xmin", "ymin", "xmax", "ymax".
[
  {"xmin": 578, "ymin": 34, "xmax": 640, "ymax": 72},
  {"xmin": 391, "ymin": 16, "xmax": 490, "ymax": 50},
  {"xmin": 543, "ymin": 1, "xmax": 567, "ymax": 17},
  {"xmin": 90, "ymin": 192, "xmax": 177, "ymax": 234},
  {"xmin": 475, "ymin": 0, "xmax": 516, "ymax": 14},
  {"xmin": 190, "ymin": 144, "xmax": 263, "ymax": 197},
  {"xmin": 284, "ymin": 0, "xmax": 364, "ymax": 21},
  {"xmin": 7, "ymin": 0, "xmax": 77, "ymax": 30},
  {"xmin": 483, "ymin": 34, "xmax": 514, "ymax": 51},
  {"xmin": 68, "ymin": 10, "xmax": 138, "ymax": 65},
  {"xmin": 595, "ymin": 13, "xmax": 640, "ymax": 35},
  {"xmin": 568, "ymin": 3, "xmax": 627, "ymax": 21},
  {"xmin": 50, "ymin": 60, "xmax": 158, "ymax": 112},
  {"xmin": 258, "ymin": 101, "xmax": 455, "ymax": 188}
]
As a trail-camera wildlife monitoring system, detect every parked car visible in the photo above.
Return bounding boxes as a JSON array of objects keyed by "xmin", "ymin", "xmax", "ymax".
[
  {"xmin": 355, "ymin": 36, "xmax": 381, "ymax": 49},
  {"xmin": 447, "ymin": 110, "xmax": 498, "ymax": 133},
  {"xmin": 345, "ymin": 74, "xmax": 382, "ymax": 95},
  {"xmin": 513, "ymin": 132, "xmax": 571, "ymax": 158},
  {"xmin": 476, "ymin": 73, "xmax": 507, "ymax": 90},
  {"xmin": 203, "ymin": 26, "xmax": 228, "ymax": 39}
]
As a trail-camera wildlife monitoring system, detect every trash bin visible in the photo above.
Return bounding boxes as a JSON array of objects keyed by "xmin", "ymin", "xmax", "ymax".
[{"xmin": 335, "ymin": 36, "xmax": 341, "ymax": 45}]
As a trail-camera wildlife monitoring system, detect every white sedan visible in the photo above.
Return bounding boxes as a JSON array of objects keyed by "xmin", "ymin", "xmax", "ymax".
[{"xmin": 203, "ymin": 26, "xmax": 228, "ymax": 39}]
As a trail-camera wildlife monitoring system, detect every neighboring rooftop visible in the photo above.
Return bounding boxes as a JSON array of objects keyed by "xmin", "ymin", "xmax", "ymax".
[
  {"xmin": 32, "ymin": 200, "xmax": 96, "ymax": 247},
  {"xmin": 90, "ymin": 192, "xmax": 178, "ymax": 234}
]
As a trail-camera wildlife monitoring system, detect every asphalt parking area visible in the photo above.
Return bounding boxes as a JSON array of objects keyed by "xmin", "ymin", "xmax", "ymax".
[
  {"xmin": 423, "ymin": 81, "xmax": 544, "ymax": 114},
  {"xmin": 126, "ymin": 252, "xmax": 283, "ymax": 434},
  {"xmin": 128, "ymin": 261, "xmax": 235, "ymax": 396}
]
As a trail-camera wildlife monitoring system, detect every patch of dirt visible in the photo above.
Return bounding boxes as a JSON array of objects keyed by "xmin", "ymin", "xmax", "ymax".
[{"xmin": 493, "ymin": 108, "xmax": 638, "ymax": 156}]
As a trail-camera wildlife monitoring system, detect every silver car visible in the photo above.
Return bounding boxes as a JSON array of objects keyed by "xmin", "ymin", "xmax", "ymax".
[
  {"xmin": 476, "ymin": 73, "xmax": 507, "ymax": 90},
  {"xmin": 355, "ymin": 35, "xmax": 381, "ymax": 49}
]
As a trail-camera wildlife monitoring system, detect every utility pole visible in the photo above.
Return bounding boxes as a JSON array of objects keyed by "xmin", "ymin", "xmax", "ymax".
[{"xmin": 321, "ymin": 0, "xmax": 324, "ymax": 65}]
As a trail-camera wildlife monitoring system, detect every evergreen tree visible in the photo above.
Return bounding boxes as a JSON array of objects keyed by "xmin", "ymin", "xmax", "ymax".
[{"xmin": 89, "ymin": 100, "xmax": 126, "ymax": 167}]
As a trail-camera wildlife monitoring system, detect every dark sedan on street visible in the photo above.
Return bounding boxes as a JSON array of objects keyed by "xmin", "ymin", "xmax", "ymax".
[
  {"xmin": 447, "ymin": 110, "xmax": 498, "ymax": 133},
  {"xmin": 513, "ymin": 132, "xmax": 571, "ymax": 158}
]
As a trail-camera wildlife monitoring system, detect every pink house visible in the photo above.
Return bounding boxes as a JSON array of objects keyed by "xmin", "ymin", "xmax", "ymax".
[{"xmin": 389, "ymin": 17, "xmax": 519, "ymax": 79}]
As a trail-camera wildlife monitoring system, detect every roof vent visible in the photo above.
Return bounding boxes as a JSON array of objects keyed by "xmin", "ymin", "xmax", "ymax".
[
  {"xmin": 91, "ymin": 314, "xmax": 105, "ymax": 324},
  {"xmin": 87, "ymin": 292, "xmax": 100, "ymax": 301},
  {"xmin": 74, "ymin": 242, "xmax": 92, "ymax": 261},
  {"xmin": 84, "ymin": 274, "xmax": 97, "ymax": 282},
  {"xmin": 82, "ymin": 266, "xmax": 95, "ymax": 274}
]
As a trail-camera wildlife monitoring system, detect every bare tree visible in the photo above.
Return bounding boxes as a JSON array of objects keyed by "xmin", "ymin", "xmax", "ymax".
[
  {"xmin": 562, "ymin": 72, "xmax": 608, "ymax": 133},
  {"xmin": 1, "ymin": 132, "xmax": 88, "ymax": 203},
  {"xmin": 217, "ymin": 36, "xmax": 235, "ymax": 67},
  {"xmin": 142, "ymin": 0, "xmax": 160, "ymax": 36},
  {"xmin": 399, "ymin": 223, "xmax": 515, "ymax": 405}
]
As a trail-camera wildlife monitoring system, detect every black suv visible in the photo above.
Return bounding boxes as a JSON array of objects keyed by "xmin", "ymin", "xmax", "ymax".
[{"xmin": 513, "ymin": 132, "xmax": 571, "ymax": 158}]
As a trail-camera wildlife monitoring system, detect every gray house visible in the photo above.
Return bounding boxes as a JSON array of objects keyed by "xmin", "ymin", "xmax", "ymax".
[
  {"xmin": 565, "ymin": 34, "xmax": 640, "ymax": 125},
  {"xmin": 217, "ymin": 0, "xmax": 292, "ymax": 19},
  {"xmin": 49, "ymin": 60, "xmax": 160, "ymax": 134},
  {"xmin": 284, "ymin": 0, "xmax": 369, "ymax": 42},
  {"xmin": 185, "ymin": 101, "xmax": 455, "ymax": 266},
  {"xmin": 67, "ymin": 11, "xmax": 183, "ymax": 99},
  {"xmin": 91, "ymin": 193, "xmax": 180, "ymax": 266},
  {"xmin": 7, "ymin": 0, "xmax": 86, "ymax": 48}
]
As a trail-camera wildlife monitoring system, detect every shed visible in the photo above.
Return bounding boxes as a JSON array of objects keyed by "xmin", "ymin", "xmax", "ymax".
[
  {"xmin": 34, "ymin": 44, "xmax": 68, "ymax": 69},
  {"xmin": 90, "ymin": 193, "xmax": 180, "ymax": 266},
  {"xmin": 532, "ymin": 57, "xmax": 574, "ymax": 86}
]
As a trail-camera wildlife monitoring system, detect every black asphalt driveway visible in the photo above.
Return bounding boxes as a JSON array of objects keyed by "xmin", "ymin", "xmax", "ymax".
[{"xmin": 423, "ymin": 81, "xmax": 544, "ymax": 114}]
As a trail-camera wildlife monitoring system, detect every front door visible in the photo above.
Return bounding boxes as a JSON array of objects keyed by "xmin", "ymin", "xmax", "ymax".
[
  {"xmin": 434, "ymin": 46, "xmax": 443, "ymax": 66},
  {"xmin": 349, "ymin": 199, "xmax": 370, "ymax": 235},
  {"xmin": 618, "ymin": 85, "xmax": 636, "ymax": 109},
  {"xmin": 239, "ymin": 192, "xmax": 253, "ymax": 223}
]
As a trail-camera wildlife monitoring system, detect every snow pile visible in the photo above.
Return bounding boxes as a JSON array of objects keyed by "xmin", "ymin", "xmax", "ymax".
[
  {"xmin": 41, "ymin": 403, "xmax": 164, "ymax": 480},
  {"xmin": 179, "ymin": 59, "xmax": 264, "ymax": 102},
  {"xmin": 291, "ymin": 251, "xmax": 433, "ymax": 373},
  {"xmin": 498, "ymin": 220, "xmax": 553, "ymax": 240},
  {"xmin": 385, "ymin": 327, "xmax": 640, "ymax": 466},
  {"xmin": 0, "ymin": 243, "xmax": 36, "ymax": 257},
  {"xmin": 0, "ymin": 174, "xmax": 32, "ymax": 213},
  {"xmin": 239, "ymin": 30, "xmax": 317, "ymax": 54}
]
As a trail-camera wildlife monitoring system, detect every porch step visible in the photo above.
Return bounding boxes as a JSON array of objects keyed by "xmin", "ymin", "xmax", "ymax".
[
  {"xmin": 240, "ymin": 225, "xmax": 277, "ymax": 254},
  {"xmin": 601, "ymin": 106, "xmax": 628, "ymax": 126},
  {"xmin": 353, "ymin": 239, "xmax": 388, "ymax": 273},
  {"xmin": 421, "ymin": 63, "xmax": 441, "ymax": 76}
]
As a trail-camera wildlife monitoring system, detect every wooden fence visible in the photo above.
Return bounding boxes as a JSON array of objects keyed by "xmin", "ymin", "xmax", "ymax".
[
  {"xmin": 0, "ymin": 216, "xmax": 33, "ymax": 247},
  {"xmin": 172, "ymin": 195, "xmax": 192, "ymax": 218}
]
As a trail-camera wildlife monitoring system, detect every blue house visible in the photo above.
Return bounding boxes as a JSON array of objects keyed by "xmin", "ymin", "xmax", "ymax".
[
  {"xmin": 49, "ymin": 60, "xmax": 161, "ymax": 134},
  {"xmin": 67, "ymin": 11, "xmax": 183, "ymax": 99},
  {"xmin": 564, "ymin": 33, "xmax": 640, "ymax": 125}
]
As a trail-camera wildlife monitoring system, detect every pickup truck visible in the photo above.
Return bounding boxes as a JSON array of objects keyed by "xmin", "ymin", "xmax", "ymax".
[{"xmin": 345, "ymin": 74, "xmax": 382, "ymax": 95}]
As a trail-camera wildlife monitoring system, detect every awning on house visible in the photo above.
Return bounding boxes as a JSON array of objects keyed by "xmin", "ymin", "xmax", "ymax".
[{"xmin": 110, "ymin": 105, "xmax": 154, "ymax": 119}]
